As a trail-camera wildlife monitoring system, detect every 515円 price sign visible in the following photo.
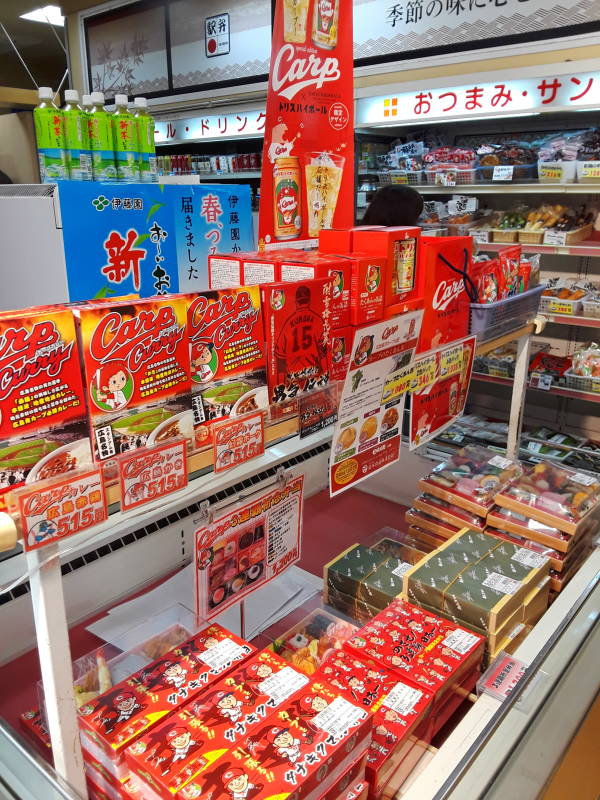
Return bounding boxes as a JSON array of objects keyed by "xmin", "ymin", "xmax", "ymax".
[
  {"xmin": 119, "ymin": 439, "xmax": 188, "ymax": 511},
  {"xmin": 12, "ymin": 468, "xmax": 107, "ymax": 551}
]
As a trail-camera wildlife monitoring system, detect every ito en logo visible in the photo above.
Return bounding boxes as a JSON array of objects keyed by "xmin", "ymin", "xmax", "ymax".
[{"xmin": 92, "ymin": 195, "xmax": 110, "ymax": 211}]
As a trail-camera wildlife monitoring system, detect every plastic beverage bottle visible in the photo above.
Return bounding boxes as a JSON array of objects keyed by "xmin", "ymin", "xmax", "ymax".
[
  {"xmin": 112, "ymin": 94, "xmax": 140, "ymax": 182},
  {"xmin": 88, "ymin": 92, "xmax": 117, "ymax": 181},
  {"xmin": 133, "ymin": 97, "xmax": 157, "ymax": 183},
  {"xmin": 62, "ymin": 89, "xmax": 92, "ymax": 181},
  {"xmin": 33, "ymin": 87, "xmax": 68, "ymax": 183},
  {"xmin": 81, "ymin": 94, "xmax": 92, "ymax": 112}
]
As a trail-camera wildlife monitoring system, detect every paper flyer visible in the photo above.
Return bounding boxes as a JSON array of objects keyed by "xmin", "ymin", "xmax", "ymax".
[{"xmin": 329, "ymin": 310, "xmax": 423, "ymax": 496}]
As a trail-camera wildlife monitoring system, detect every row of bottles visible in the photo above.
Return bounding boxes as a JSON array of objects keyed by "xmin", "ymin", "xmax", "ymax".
[{"xmin": 33, "ymin": 88, "xmax": 157, "ymax": 184}]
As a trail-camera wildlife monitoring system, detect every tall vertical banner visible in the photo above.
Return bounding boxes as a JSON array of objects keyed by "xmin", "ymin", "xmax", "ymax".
[{"xmin": 258, "ymin": 0, "xmax": 354, "ymax": 247}]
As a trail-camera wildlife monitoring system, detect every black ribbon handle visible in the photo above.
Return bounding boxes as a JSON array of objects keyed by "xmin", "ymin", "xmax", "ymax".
[{"xmin": 437, "ymin": 247, "xmax": 479, "ymax": 303}]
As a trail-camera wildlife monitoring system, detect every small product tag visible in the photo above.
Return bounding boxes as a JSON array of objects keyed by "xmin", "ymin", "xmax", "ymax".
[
  {"xmin": 482, "ymin": 572, "xmax": 522, "ymax": 595},
  {"xmin": 258, "ymin": 666, "xmax": 309, "ymax": 705},
  {"xmin": 488, "ymin": 454, "xmax": 512, "ymax": 469},
  {"xmin": 382, "ymin": 682, "xmax": 423, "ymax": 716},
  {"xmin": 512, "ymin": 547, "xmax": 548, "ymax": 569},
  {"xmin": 392, "ymin": 561, "xmax": 413, "ymax": 578},
  {"xmin": 570, "ymin": 471, "xmax": 596, "ymax": 487},
  {"xmin": 313, "ymin": 696, "xmax": 367, "ymax": 738},
  {"xmin": 200, "ymin": 638, "xmax": 246, "ymax": 671},
  {"xmin": 442, "ymin": 628, "xmax": 481, "ymax": 655}
]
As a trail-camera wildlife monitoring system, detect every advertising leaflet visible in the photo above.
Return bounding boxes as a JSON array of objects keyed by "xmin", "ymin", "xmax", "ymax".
[
  {"xmin": 329, "ymin": 311, "xmax": 423, "ymax": 497},
  {"xmin": 195, "ymin": 475, "xmax": 304, "ymax": 619},
  {"xmin": 258, "ymin": 0, "xmax": 354, "ymax": 246},
  {"xmin": 409, "ymin": 335, "xmax": 476, "ymax": 450}
]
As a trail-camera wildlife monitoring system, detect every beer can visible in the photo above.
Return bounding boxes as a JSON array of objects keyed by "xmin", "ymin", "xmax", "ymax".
[
  {"xmin": 273, "ymin": 156, "xmax": 301, "ymax": 240},
  {"xmin": 312, "ymin": 0, "xmax": 338, "ymax": 49}
]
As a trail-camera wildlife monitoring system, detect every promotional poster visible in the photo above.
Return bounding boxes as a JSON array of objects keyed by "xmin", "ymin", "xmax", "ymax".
[
  {"xmin": 409, "ymin": 335, "xmax": 476, "ymax": 450},
  {"xmin": 329, "ymin": 311, "xmax": 423, "ymax": 497},
  {"xmin": 258, "ymin": 0, "xmax": 354, "ymax": 246},
  {"xmin": 195, "ymin": 475, "xmax": 304, "ymax": 619}
]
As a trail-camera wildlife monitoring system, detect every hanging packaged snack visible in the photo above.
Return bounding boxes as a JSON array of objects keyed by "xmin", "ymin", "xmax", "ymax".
[
  {"xmin": 494, "ymin": 461, "xmax": 600, "ymax": 535},
  {"xmin": 0, "ymin": 308, "xmax": 91, "ymax": 509},
  {"xmin": 187, "ymin": 288, "xmax": 267, "ymax": 448},
  {"xmin": 75, "ymin": 297, "xmax": 192, "ymax": 461},
  {"xmin": 261, "ymin": 277, "xmax": 332, "ymax": 403},
  {"xmin": 419, "ymin": 445, "xmax": 523, "ymax": 516}
]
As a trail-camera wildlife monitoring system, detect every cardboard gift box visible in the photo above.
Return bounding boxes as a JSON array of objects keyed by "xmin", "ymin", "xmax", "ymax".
[
  {"xmin": 125, "ymin": 649, "xmax": 309, "ymax": 799},
  {"xmin": 318, "ymin": 226, "xmax": 384, "ymax": 254},
  {"xmin": 279, "ymin": 253, "xmax": 351, "ymax": 328},
  {"xmin": 330, "ymin": 326, "xmax": 354, "ymax": 382},
  {"xmin": 19, "ymin": 707, "xmax": 51, "ymax": 754},
  {"xmin": 486, "ymin": 506, "xmax": 575, "ymax": 553},
  {"xmin": 402, "ymin": 530, "xmax": 550, "ymax": 634},
  {"xmin": 318, "ymin": 650, "xmax": 399, "ymax": 711},
  {"xmin": 326, "ymin": 584, "xmax": 380, "ymax": 625},
  {"xmin": 343, "ymin": 254, "xmax": 387, "ymax": 326},
  {"xmin": 208, "ymin": 251, "xmax": 283, "ymax": 288},
  {"xmin": 317, "ymin": 751, "xmax": 367, "ymax": 800},
  {"xmin": 345, "ymin": 600, "xmax": 484, "ymax": 705},
  {"xmin": 358, "ymin": 558, "xmax": 409, "ymax": 611},
  {"xmin": 406, "ymin": 524, "xmax": 449, "ymax": 550},
  {"xmin": 351, "ymin": 227, "xmax": 421, "ymax": 307},
  {"xmin": 324, "ymin": 545, "xmax": 388, "ymax": 600},
  {"xmin": 78, "ymin": 624, "xmax": 254, "ymax": 778}
]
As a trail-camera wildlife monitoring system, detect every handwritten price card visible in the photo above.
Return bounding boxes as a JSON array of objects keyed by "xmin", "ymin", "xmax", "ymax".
[
  {"xmin": 212, "ymin": 412, "xmax": 265, "ymax": 473},
  {"xmin": 15, "ymin": 469, "xmax": 107, "ymax": 551},
  {"xmin": 119, "ymin": 440, "xmax": 187, "ymax": 511}
]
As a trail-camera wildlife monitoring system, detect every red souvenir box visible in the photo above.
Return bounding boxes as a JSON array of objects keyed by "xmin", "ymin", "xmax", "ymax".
[
  {"xmin": 318, "ymin": 226, "xmax": 384, "ymax": 254},
  {"xmin": 343, "ymin": 254, "xmax": 387, "ymax": 326},
  {"xmin": 330, "ymin": 326, "xmax": 354, "ymax": 382},
  {"xmin": 75, "ymin": 297, "xmax": 191, "ymax": 461},
  {"xmin": 261, "ymin": 278, "xmax": 332, "ymax": 404},
  {"xmin": 20, "ymin": 707, "xmax": 51, "ymax": 753},
  {"xmin": 78, "ymin": 624, "xmax": 255, "ymax": 772},
  {"xmin": 344, "ymin": 600, "xmax": 485, "ymax": 705},
  {"xmin": 0, "ymin": 308, "xmax": 90, "ymax": 511},
  {"xmin": 317, "ymin": 750, "xmax": 368, "ymax": 800},
  {"xmin": 319, "ymin": 651, "xmax": 398, "ymax": 712},
  {"xmin": 186, "ymin": 288, "xmax": 267, "ymax": 448},
  {"xmin": 352, "ymin": 227, "xmax": 421, "ymax": 307},
  {"xmin": 125, "ymin": 650, "xmax": 310, "ymax": 799},
  {"xmin": 279, "ymin": 253, "xmax": 351, "ymax": 328},
  {"xmin": 208, "ymin": 251, "xmax": 283, "ymax": 288}
]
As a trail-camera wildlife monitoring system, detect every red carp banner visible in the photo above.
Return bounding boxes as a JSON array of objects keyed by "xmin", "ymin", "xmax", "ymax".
[{"xmin": 258, "ymin": 0, "xmax": 354, "ymax": 247}]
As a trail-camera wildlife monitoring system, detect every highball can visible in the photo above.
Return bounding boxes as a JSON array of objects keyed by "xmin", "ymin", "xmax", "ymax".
[
  {"xmin": 312, "ymin": 0, "xmax": 338, "ymax": 49},
  {"xmin": 273, "ymin": 156, "xmax": 301, "ymax": 240}
]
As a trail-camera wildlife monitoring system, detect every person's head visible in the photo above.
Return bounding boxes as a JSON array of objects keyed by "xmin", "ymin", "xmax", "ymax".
[{"xmin": 362, "ymin": 185, "xmax": 423, "ymax": 227}]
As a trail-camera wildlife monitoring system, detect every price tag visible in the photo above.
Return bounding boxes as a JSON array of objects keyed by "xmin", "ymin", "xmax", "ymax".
[
  {"xmin": 119, "ymin": 440, "xmax": 187, "ymax": 511},
  {"xmin": 314, "ymin": 696, "xmax": 367, "ymax": 739},
  {"xmin": 472, "ymin": 229, "xmax": 490, "ymax": 244},
  {"xmin": 543, "ymin": 229, "xmax": 567, "ymax": 246},
  {"xmin": 512, "ymin": 547, "xmax": 548, "ymax": 568},
  {"xmin": 436, "ymin": 171, "xmax": 456, "ymax": 187},
  {"xmin": 200, "ymin": 638, "xmax": 248, "ymax": 672},
  {"xmin": 212, "ymin": 411, "xmax": 265, "ymax": 472},
  {"xmin": 259, "ymin": 666, "xmax": 309, "ymax": 705},
  {"xmin": 442, "ymin": 628, "xmax": 481, "ymax": 655},
  {"xmin": 529, "ymin": 372, "xmax": 552, "ymax": 390},
  {"xmin": 382, "ymin": 365, "xmax": 414, "ymax": 402},
  {"xmin": 547, "ymin": 300, "xmax": 575, "ymax": 315},
  {"xmin": 482, "ymin": 572, "xmax": 521, "ymax": 594},
  {"xmin": 489, "ymin": 365, "xmax": 509, "ymax": 378},
  {"xmin": 299, "ymin": 387, "xmax": 337, "ymax": 438},
  {"xmin": 492, "ymin": 165, "xmax": 514, "ymax": 181},
  {"xmin": 15, "ymin": 468, "xmax": 107, "ymax": 551},
  {"xmin": 392, "ymin": 561, "xmax": 413, "ymax": 578},
  {"xmin": 382, "ymin": 682, "xmax": 423, "ymax": 715},
  {"xmin": 570, "ymin": 471, "xmax": 597, "ymax": 487},
  {"xmin": 481, "ymin": 653, "xmax": 527, "ymax": 701},
  {"xmin": 411, "ymin": 355, "xmax": 437, "ymax": 391},
  {"xmin": 489, "ymin": 454, "xmax": 512, "ymax": 469},
  {"xmin": 579, "ymin": 162, "xmax": 600, "ymax": 180},
  {"xmin": 440, "ymin": 344, "xmax": 463, "ymax": 378},
  {"xmin": 539, "ymin": 164, "xmax": 563, "ymax": 181}
]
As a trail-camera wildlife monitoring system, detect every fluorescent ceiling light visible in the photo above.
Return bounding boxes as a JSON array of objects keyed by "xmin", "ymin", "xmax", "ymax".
[{"xmin": 20, "ymin": 5, "xmax": 64, "ymax": 25}]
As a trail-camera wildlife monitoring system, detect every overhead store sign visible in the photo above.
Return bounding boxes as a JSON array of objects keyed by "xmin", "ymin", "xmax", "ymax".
[
  {"xmin": 155, "ymin": 110, "xmax": 266, "ymax": 143},
  {"xmin": 356, "ymin": 71, "xmax": 600, "ymax": 126},
  {"xmin": 353, "ymin": 0, "xmax": 599, "ymax": 63}
]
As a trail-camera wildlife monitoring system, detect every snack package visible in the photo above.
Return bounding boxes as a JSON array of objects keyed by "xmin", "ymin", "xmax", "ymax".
[
  {"xmin": 271, "ymin": 609, "xmax": 358, "ymax": 676},
  {"xmin": 0, "ymin": 308, "xmax": 91, "ymax": 509},
  {"xmin": 495, "ymin": 461, "xmax": 600, "ymax": 534},
  {"xmin": 572, "ymin": 343, "xmax": 600, "ymax": 377},
  {"xmin": 470, "ymin": 258, "xmax": 501, "ymax": 303},
  {"xmin": 318, "ymin": 754, "xmax": 368, "ymax": 800},
  {"xmin": 78, "ymin": 625, "xmax": 255, "ymax": 774},
  {"xmin": 187, "ymin": 288, "xmax": 267, "ymax": 448},
  {"xmin": 125, "ymin": 650, "xmax": 309, "ymax": 798},
  {"xmin": 498, "ymin": 245, "xmax": 522, "ymax": 298},
  {"xmin": 75, "ymin": 297, "xmax": 191, "ymax": 461},
  {"xmin": 261, "ymin": 278, "xmax": 332, "ymax": 404},
  {"xmin": 419, "ymin": 445, "xmax": 523, "ymax": 516},
  {"xmin": 345, "ymin": 599, "xmax": 484, "ymax": 703},
  {"xmin": 20, "ymin": 708, "xmax": 51, "ymax": 752},
  {"xmin": 319, "ymin": 650, "xmax": 399, "ymax": 710}
]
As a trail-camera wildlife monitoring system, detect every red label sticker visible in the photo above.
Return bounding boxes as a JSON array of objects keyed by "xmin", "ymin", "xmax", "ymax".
[
  {"xmin": 212, "ymin": 412, "xmax": 265, "ymax": 473},
  {"xmin": 118, "ymin": 439, "xmax": 187, "ymax": 511},
  {"xmin": 481, "ymin": 653, "xmax": 526, "ymax": 700},
  {"xmin": 16, "ymin": 468, "xmax": 107, "ymax": 551}
]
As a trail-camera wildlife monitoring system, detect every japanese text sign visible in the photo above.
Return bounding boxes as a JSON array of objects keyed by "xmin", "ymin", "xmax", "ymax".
[
  {"xmin": 14, "ymin": 468, "xmax": 107, "ymax": 551},
  {"xmin": 299, "ymin": 385, "xmax": 338, "ymax": 438},
  {"xmin": 118, "ymin": 439, "xmax": 187, "ymax": 511},
  {"xmin": 205, "ymin": 13, "xmax": 230, "ymax": 57},
  {"xmin": 258, "ymin": 0, "xmax": 354, "ymax": 246},
  {"xmin": 356, "ymin": 71, "xmax": 599, "ymax": 126},
  {"xmin": 195, "ymin": 474, "xmax": 304, "ymax": 619},
  {"xmin": 409, "ymin": 335, "xmax": 476, "ymax": 450},
  {"xmin": 212, "ymin": 412, "xmax": 265, "ymax": 472},
  {"xmin": 155, "ymin": 109, "xmax": 266, "ymax": 143},
  {"xmin": 480, "ymin": 653, "xmax": 527, "ymax": 701}
]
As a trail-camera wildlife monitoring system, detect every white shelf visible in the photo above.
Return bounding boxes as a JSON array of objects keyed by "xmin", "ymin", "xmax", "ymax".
[
  {"xmin": 198, "ymin": 171, "xmax": 261, "ymax": 180},
  {"xmin": 477, "ymin": 240, "xmax": 600, "ymax": 258},
  {"xmin": 418, "ymin": 183, "xmax": 600, "ymax": 194}
]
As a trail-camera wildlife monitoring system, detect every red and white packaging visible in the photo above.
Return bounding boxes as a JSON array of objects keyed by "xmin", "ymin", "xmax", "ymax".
[
  {"xmin": 330, "ymin": 326, "xmax": 354, "ymax": 382},
  {"xmin": 352, "ymin": 227, "xmax": 421, "ymax": 306},
  {"xmin": 416, "ymin": 236, "xmax": 473, "ymax": 353},
  {"xmin": 279, "ymin": 253, "xmax": 351, "ymax": 328},
  {"xmin": 208, "ymin": 252, "xmax": 283, "ymax": 288},
  {"xmin": 317, "ymin": 750, "xmax": 368, "ymax": 800},
  {"xmin": 343, "ymin": 254, "xmax": 387, "ymax": 325}
]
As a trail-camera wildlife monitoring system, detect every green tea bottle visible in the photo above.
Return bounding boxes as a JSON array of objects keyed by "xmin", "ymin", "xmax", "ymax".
[
  {"xmin": 88, "ymin": 92, "xmax": 117, "ymax": 182},
  {"xmin": 133, "ymin": 97, "xmax": 157, "ymax": 183},
  {"xmin": 33, "ymin": 87, "xmax": 68, "ymax": 183},
  {"xmin": 112, "ymin": 94, "xmax": 140, "ymax": 182},
  {"xmin": 62, "ymin": 89, "xmax": 92, "ymax": 180},
  {"xmin": 81, "ymin": 94, "xmax": 92, "ymax": 113}
]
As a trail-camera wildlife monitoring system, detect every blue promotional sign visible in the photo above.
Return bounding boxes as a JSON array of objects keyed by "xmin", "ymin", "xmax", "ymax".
[
  {"xmin": 175, "ymin": 184, "xmax": 254, "ymax": 292},
  {"xmin": 57, "ymin": 182, "xmax": 254, "ymax": 300}
]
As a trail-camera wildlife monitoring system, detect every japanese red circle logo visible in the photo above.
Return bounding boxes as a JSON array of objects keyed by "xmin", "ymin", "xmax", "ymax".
[{"xmin": 329, "ymin": 102, "xmax": 349, "ymax": 131}]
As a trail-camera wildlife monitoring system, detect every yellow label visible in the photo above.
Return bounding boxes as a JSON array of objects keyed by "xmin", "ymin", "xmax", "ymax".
[
  {"xmin": 489, "ymin": 366, "xmax": 509, "ymax": 378},
  {"xmin": 440, "ymin": 344, "xmax": 463, "ymax": 378},
  {"xmin": 581, "ymin": 163, "xmax": 600, "ymax": 179},
  {"xmin": 382, "ymin": 365, "xmax": 414, "ymax": 402},
  {"xmin": 411, "ymin": 355, "xmax": 437, "ymax": 392},
  {"xmin": 548, "ymin": 300, "xmax": 575, "ymax": 315},
  {"xmin": 334, "ymin": 459, "xmax": 359, "ymax": 485},
  {"xmin": 540, "ymin": 164, "xmax": 563, "ymax": 180},
  {"xmin": 592, "ymin": 381, "xmax": 600, "ymax": 394}
]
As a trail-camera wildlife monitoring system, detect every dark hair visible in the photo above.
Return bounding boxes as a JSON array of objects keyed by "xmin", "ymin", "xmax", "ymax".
[{"xmin": 362, "ymin": 185, "xmax": 424, "ymax": 227}]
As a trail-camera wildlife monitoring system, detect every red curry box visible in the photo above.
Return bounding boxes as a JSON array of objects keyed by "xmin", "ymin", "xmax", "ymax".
[
  {"xmin": 75, "ymin": 297, "xmax": 192, "ymax": 462},
  {"xmin": 78, "ymin": 624, "xmax": 254, "ymax": 780},
  {"xmin": 352, "ymin": 227, "xmax": 421, "ymax": 307},
  {"xmin": 344, "ymin": 600, "xmax": 485, "ymax": 706},
  {"xmin": 330, "ymin": 326, "xmax": 354, "ymax": 382},
  {"xmin": 126, "ymin": 649, "xmax": 310, "ymax": 800},
  {"xmin": 261, "ymin": 278, "xmax": 332, "ymax": 404},
  {"xmin": 0, "ymin": 308, "xmax": 91, "ymax": 511},
  {"xmin": 278, "ymin": 252, "xmax": 351, "ymax": 328},
  {"xmin": 186, "ymin": 287, "xmax": 267, "ymax": 448},
  {"xmin": 208, "ymin": 251, "xmax": 284, "ymax": 288}
]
